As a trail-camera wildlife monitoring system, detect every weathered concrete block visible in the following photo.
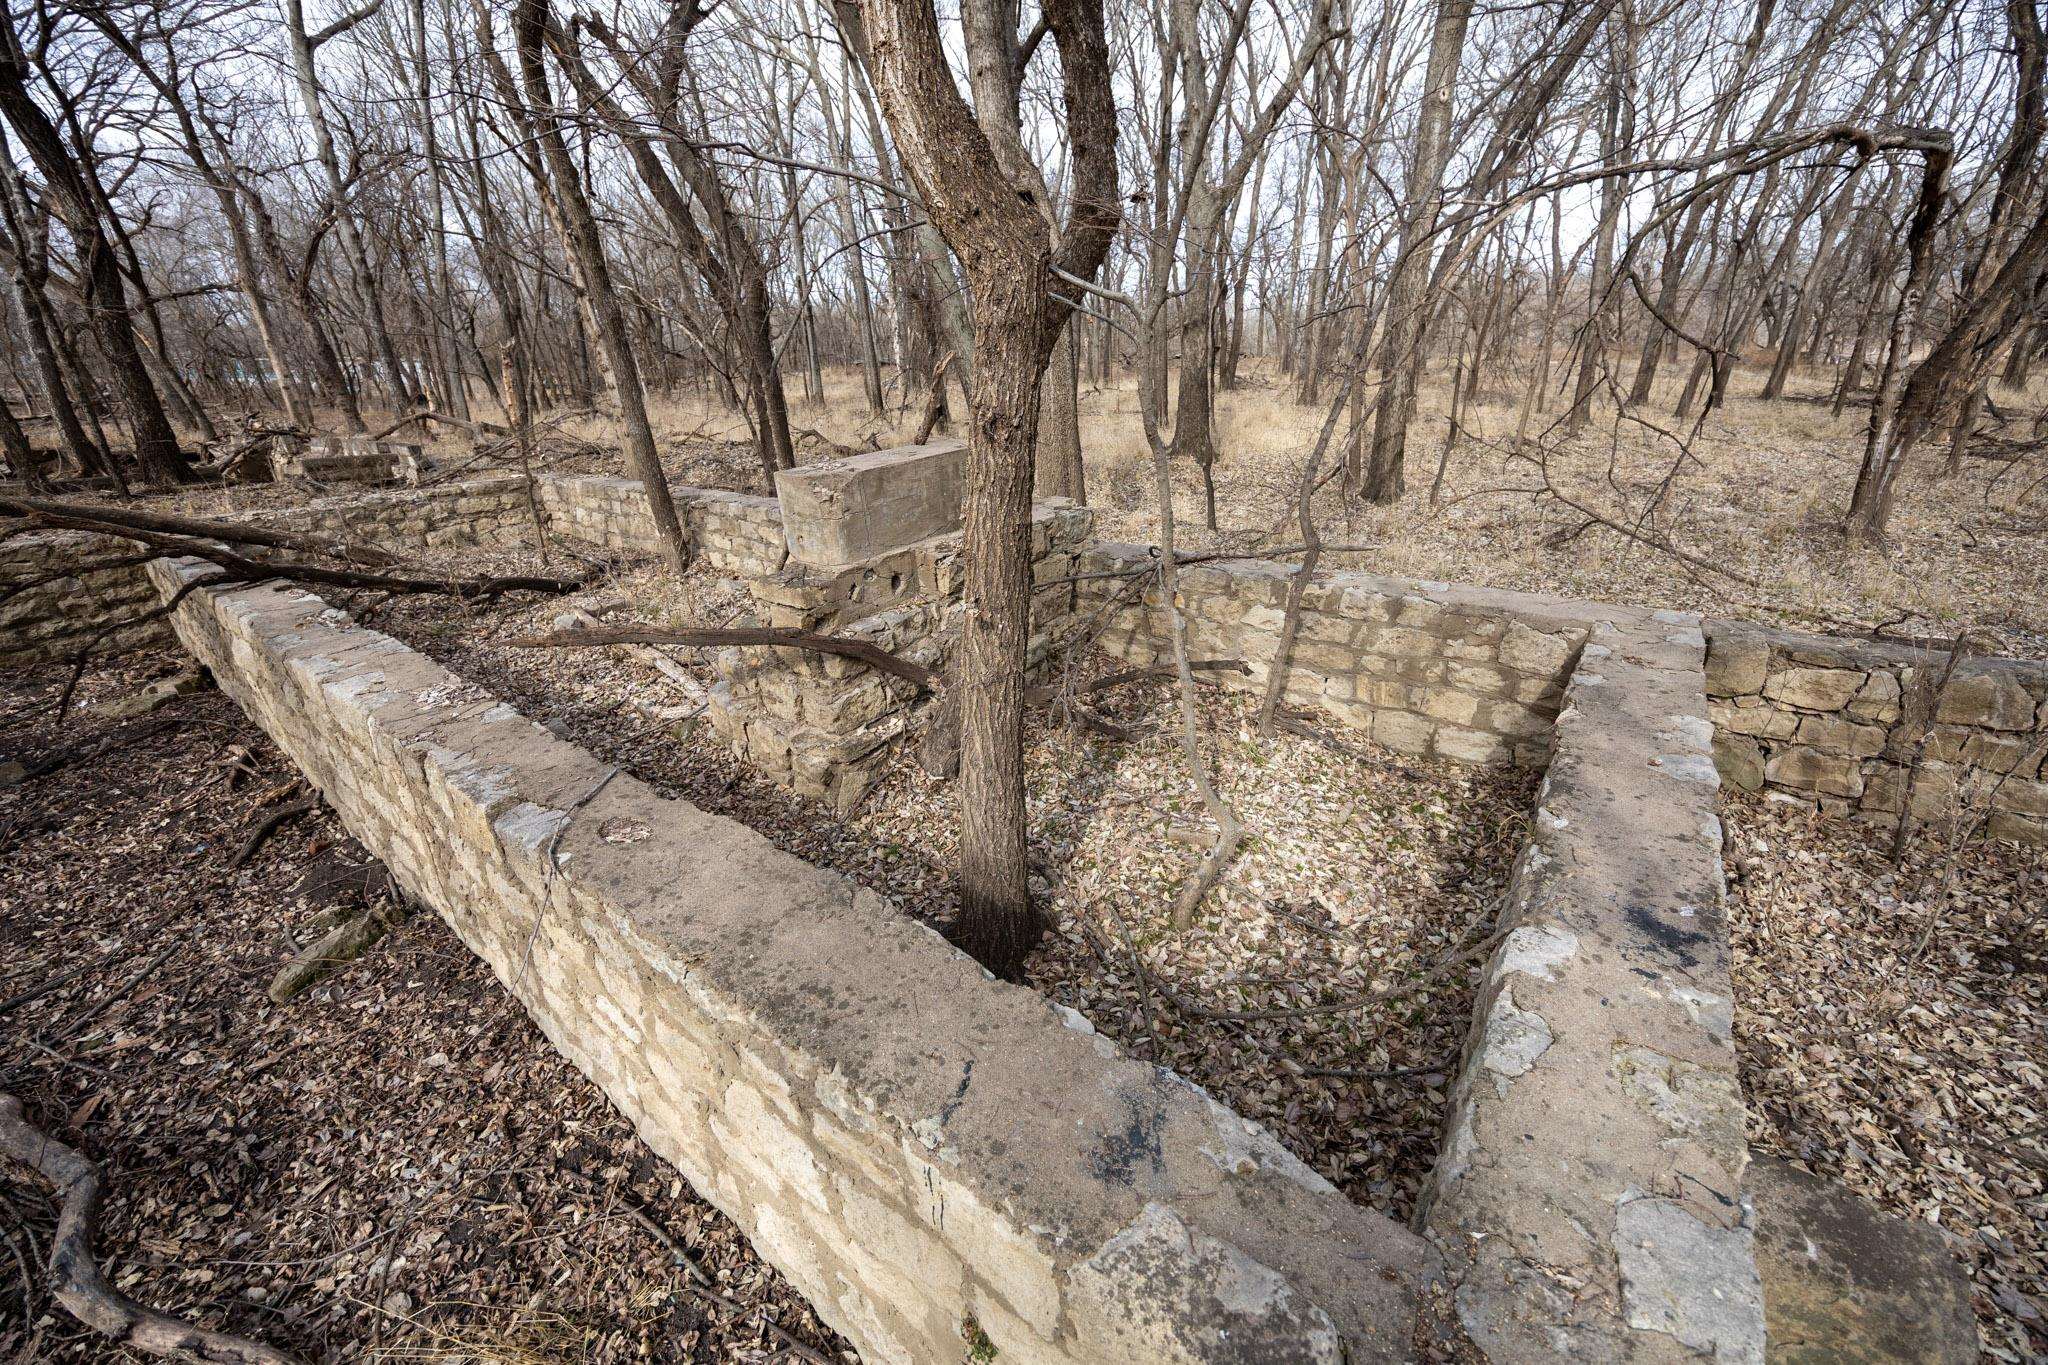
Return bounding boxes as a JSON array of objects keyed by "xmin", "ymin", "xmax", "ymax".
[
  {"xmin": 1846, "ymin": 670, "xmax": 1902, "ymax": 723},
  {"xmin": 1793, "ymin": 713, "xmax": 1887, "ymax": 758},
  {"xmin": 1372, "ymin": 709, "xmax": 1434, "ymax": 755},
  {"xmin": 775, "ymin": 439, "xmax": 967, "ymax": 568},
  {"xmin": 1712, "ymin": 699, "xmax": 1802, "ymax": 740},
  {"xmin": 1434, "ymin": 725, "xmax": 1512, "ymax": 765}
]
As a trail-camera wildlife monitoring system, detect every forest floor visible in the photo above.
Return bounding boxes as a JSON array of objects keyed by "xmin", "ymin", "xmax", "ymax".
[
  {"xmin": 1727, "ymin": 791, "xmax": 2047, "ymax": 1361},
  {"xmin": 535, "ymin": 359, "xmax": 2048, "ymax": 658},
  {"xmin": 0, "ymin": 654, "xmax": 849, "ymax": 1364},
  {"xmin": 374, "ymin": 559, "xmax": 1534, "ymax": 1222}
]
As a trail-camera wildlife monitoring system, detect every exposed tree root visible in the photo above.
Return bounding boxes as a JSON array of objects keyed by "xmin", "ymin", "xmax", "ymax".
[
  {"xmin": 230, "ymin": 795, "xmax": 317, "ymax": 869},
  {"xmin": 0, "ymin": 1094, "xmax": 308, "ymax": 1364},
  {"xmin": 267, "ymin": 902, "xmax": 407, "ymax": 1004}
]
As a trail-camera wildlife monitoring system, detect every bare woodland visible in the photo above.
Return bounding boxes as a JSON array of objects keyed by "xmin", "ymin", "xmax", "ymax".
[{"xmin": 2, "ymin": 0, "xmax": 2048, "ymax": 1354}]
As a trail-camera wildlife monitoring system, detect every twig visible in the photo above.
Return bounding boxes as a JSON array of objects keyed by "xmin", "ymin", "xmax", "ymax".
[
  {"xmin": 231, "ymin": 796, "xmax": 317, "ymax": 869},
  {"xmin": 514, "ymin": 623, "xmax": 936, "ymax": 688}
]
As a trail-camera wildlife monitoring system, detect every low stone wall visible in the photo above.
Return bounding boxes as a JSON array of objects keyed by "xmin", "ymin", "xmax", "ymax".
[
  {"xmin": 1082, "ymin": 546, "xmax": 1592, "ymax": 767},
  {"xmin": 538, "ymin": 475, "xmax": 788, "ymax": 576},
  {"xmin": 1423, "ymin": 607, "xmax": 1764, "ymax": 1361},
  {"xmin": 717, "ymin": 503, "xmax": 1093, "ymax": 809},
  {"xmin": 263, "ymin": 476, "xmax": 536, "ymax": 555},
  {"xmin": 150, "ymin": 558, "xmax": 1448, "ymax": 1364},
  {"xmin": 1, "ymin": 479, "xmax": 540, "ymax": 670},
  {"xmin": 1707, "ymin": 622, "xmax": 2048, "ymax": 845},
  {"xmin": 0, "ymin": 530, "xmax": 169, "ymax": 667}
]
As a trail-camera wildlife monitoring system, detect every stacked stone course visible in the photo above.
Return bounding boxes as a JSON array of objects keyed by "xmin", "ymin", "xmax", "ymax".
[
  {"xmin": 0, "ymin": 530, "xmax": 172, "ymax": 666},
  {"xmin": 1707, "ymin": 622, "xmax": 2048, "ymax": 844},
  {"xmin": 539, "ymin": 475, "xmax": 789, "ymax": 575},
  {"xmin": 709, "ymin": 501, "xmax": 1094, "ymax": 809},
  {"xmin": 146, "ymin": 557, "xmax": 1445, "ymax": 1364},
  {"xmin": 1080, "ymin": 546, "xmax": 1588, "ymax": 768}
]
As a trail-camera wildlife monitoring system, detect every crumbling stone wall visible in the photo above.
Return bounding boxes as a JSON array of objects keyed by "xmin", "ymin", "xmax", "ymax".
[
  {"xmin": 0, "ymin": 530, "xmax": 171, "ymax": 667},
  {"xmin": 714, "ymin": 502, "xmax": 1093, "ymax": 808},
  {"xmin": 147, "ymin": 557, "xmax": 1447, "ymax": 1364},
  {"xmin": 1707, "ymin": 622, "xmax": 2048, "ymax": 845},
  {"xmin": 0, "ymin": 479, "xmax": 537, "ymax": 669},
  {"xmin": 1080, "ymin": 545, "xmax": 1589, "ymax": 767}
]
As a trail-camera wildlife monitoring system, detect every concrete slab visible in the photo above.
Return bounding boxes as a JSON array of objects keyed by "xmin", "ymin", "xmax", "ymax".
[{"xmin": 1749, "ymin": 1155, "xmax": 1977, "ymax": 1364}]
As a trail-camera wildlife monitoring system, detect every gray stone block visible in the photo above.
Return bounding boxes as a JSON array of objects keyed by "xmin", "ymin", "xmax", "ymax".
[
  {"xmin": 1749, "ymin": 1155, "xmax": 1976, "ymax": 1364},
  {"xmin": 775, "ymin": 439, "xmax": 967, "ymax": 568}
]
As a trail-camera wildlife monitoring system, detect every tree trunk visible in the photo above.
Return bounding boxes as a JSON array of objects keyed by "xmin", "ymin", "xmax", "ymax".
[
  {"xmin": 1361, "ymin": 0, "xmax": 1472, "ymax": 503},
  {"xmin": 504, "ymin": 0, "xmax": 692, "ymax": 577},
  {"xmin": 0, "ymin": 23, "xmax": 187, "ymax": 484}
]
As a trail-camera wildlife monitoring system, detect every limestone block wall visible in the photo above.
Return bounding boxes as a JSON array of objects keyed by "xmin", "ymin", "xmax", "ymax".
[
  {"xmin": 1, "ymin": 480, "xmax": 537, "ymax": 669},
  {"xmin": 0, "ymin": 530, "xmax": 170, "ymax": 667},
  {"xmin": 1423, "ymin": 607, "xmax": 1764, "ymax": 1362},
  {"xmin": 261, "ymin": 477, "xmax": 536, "ymax": 555},
  {"xmin": 537, "ymin": 475, "xmax": 788, "ymax": 575},
  {"xmin": 712, "ymin": 502, "xmax": 1095, "ymax": 809},
  {"xmin": 147, "ymin": 557, "xmax": 1447, "ymax": 1364},
  {"xmin": 1706, "ymin": 622, "xmax": 2048, "ymax": 845},
  {"xmin": 1081, "ymin": 545, "xmax": 1591, "ymax": 767}
]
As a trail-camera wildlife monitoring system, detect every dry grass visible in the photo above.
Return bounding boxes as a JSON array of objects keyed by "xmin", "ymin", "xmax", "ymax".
[{"xmin": 548, "ymin": 357, "xmax": 2048, "ymax": 658}]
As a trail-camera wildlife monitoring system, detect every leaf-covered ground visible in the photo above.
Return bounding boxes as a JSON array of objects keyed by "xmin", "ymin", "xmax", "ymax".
[
  {"xmin": 1727, "ymin": 791, "xmax": 2048, "ymax": 1361},
  {"xmin": 0, "ymin": 654, "xmax": 848, "ymax": 1363}
]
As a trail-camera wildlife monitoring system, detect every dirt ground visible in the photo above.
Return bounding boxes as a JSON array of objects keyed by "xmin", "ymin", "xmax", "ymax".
[
  {"xmin": 0, "ymin": 654, "xmax": 849, "ymax": 1364},
  {"xmin": 1727, "ymin": 791, "xmax": 2048, "ymax": 1361}
]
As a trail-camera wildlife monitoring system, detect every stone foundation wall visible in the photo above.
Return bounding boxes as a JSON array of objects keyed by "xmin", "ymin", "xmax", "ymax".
[
  {"xmin": 1423, "ymin": 608, "xmax": 1764, "ymax": 1361},
  {"xmin": 1706, "ymin": 622, "xmax": 2048, "ymax": 845},
  {"xmin": 1081, "ymin": 546, "xmax": 1592, "ymax": 767},
  {"xmin": 262, "ymin": 477, "xmax": 536, "ymax": 555},
  {"xmin": 710, "ymin": 504, "xmax": 1094, "ymax": 810},
  {"xmin": 1, "ymin": 480, "xmax": 537, "ymax": 670},
  {"xmin": 0, "ymin": 530, "xmax": 170, "ymax": 667},
  {"xmin": 538, "ymin": 475, "xmax": 788, "ymax": 576},
  {"xmin": 148, "ymin": 557, "xmax": 1446, "ymax": 1364}
]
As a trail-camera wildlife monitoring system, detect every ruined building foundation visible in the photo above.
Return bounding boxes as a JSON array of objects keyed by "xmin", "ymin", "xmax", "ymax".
[{"xmin": 3, "ymin": 443, "xmax": 2022, "ymax": 1362}]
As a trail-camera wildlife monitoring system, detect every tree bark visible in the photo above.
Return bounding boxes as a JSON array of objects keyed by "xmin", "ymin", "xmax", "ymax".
[{"xmin": 0, "ymin": 20, "xmax": 187, "ymax": 484}]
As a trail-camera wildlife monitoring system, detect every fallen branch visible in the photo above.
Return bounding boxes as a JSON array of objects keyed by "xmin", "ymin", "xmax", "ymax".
[
  {"xmin": 268, "ymin": 901, "xmax": 407, "ymax": 1004},
  {"xmin": 231, "ymin": 796, "xmax": 317, "ymax": 869},
  {"xmin": 6, "ymin": 506, "xmax": 582, "ymax": 602},
  {"xmin": 0, "ymin": 496, "xmax": 398, "ymax": 568},
  {"xmin": 0, "ymin": 1094, "xmax": 307, "ymax": 1364},
  {"xmin": 364, "ymin": 409, "xmax": 506, "ymax": 442},
  {"xmin": 556, "ymin": 608, "xmax": 709, "ymax": 709},
  {"xmin": 513, "ymin": 623, "xmax": 937, "ymax": 688},
  {"xmin": 1024, "ymin": 658, "xmax": 1249, "ymax": 706}
]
